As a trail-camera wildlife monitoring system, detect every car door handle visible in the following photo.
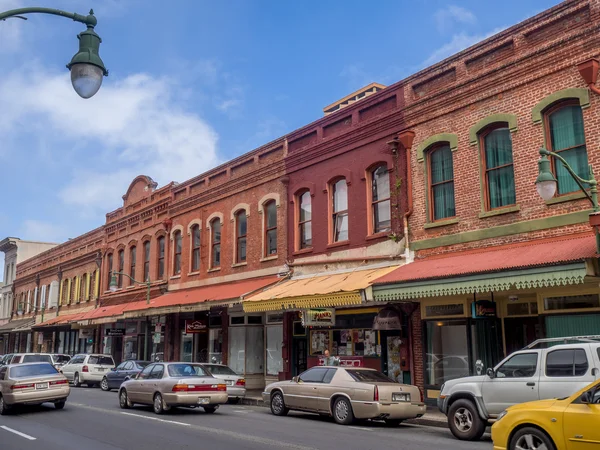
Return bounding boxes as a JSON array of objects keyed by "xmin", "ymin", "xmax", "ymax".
[{"xmin": 526, "ymin": 382, "xmax": 536, "ymax": 387}]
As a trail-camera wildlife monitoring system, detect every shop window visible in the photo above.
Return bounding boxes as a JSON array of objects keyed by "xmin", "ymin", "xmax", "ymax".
[
  {"xmin": 191, "ymin": 225, "xmax": 201, "ymax": 272},
  {"xmin": 173, "ymin": 231, "xmax": 182, "ymax": 275},
  {"xmin": 143, "ymin": 241, "xmax": 151, "ymax": 281},
  {"xmin": 266, "ymin": 325, "xmax": 283, "ymax": 376},
  {"xmin": 228, "ymin": 326, "xmax": 264, "ymax": 375},
  {"xmin": 544, "ymin": 294, "xmax": 600, "ymax": 311},
  {"xmin": 331, "ymin": 178, "xmax": 349, "ymax": 242},
  {"xmin": 209, "ymin": 328, "xmax": 223, "ymax": 364},
  {"xmin": 80, "ymin": 274, "xmax": 87, "ymax": 301},
  {"xmin": 425, "ymin": 320, "xmax": 469, "ymax": 386},
  {"xmin": 331, "ymin": 329, "xmax": 379, "ymax": 357},
  {"xmin": 235, "ymin": 210, "xmax": 247, "ymax": 263},
  {"xmin": 427, "ymin": 144, "xmax": 455, "ymax": 221},
  {"xmin": 546, "ymin": 349, "xmax": 588, "ymax": 377},
  {"xmin": 209, "ymin": 314, "xmax": 222, "ymax": 327},
  {"xmin": 266, "ymin": 313, "xmax": 284, "ymax": 324},
  {"xmin": 481, "ymin": 125, "xmax": 516, "ymax": 210},
  {"xmin": 117, "ymin": 249, "xmax": 124, "ymax": 288},
  {"xmin": 544, "ymin": 102, "xmax": 589, "ymax": 195},
  {"xmin": 247, "ymin": 315, "xmax": 263, "ymax": 325},
  {"xmin": 296, "ymin": 190, "xmax": 312, "ymax": 250},
  {"xmin": 129, "ymin": 246, "xmax": 136, "ymax": 284},
  {"xmin": 157, "ymin": 236, "xmax": 165, "ymax": 279},
  {"xmin": 264, "ymin": 200, "xmax": 278, "ymax": 256},
  {"xmin": 369, "ymin": 164, "xmax": 391, "ymax": 233},
  {"xmin": 230, "ymin": 316, "xmax": 245, "ymax": 325},
  {"xmin": 506, "ymin": 302, "xmax": 539, "ymax": 317},
  {"xmin": 496, "ymin": 353, "xmax": 538, "ymax": 378},
  {"xmin": 310, "ymin": 330, "xmax": 331, "ymax": 356},
  {"xmin": 210, "ymin": 219, "xmax": 221, "ymax": 269},
  {"xmin": 299, "ymin": 367, "xmax": 329, "ymax": 383}
]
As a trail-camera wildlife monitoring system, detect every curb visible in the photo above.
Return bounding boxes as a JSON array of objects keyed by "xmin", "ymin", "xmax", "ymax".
[{"xmin": 240, "ymin": 397, "xmax": 448, "ymax": 428}]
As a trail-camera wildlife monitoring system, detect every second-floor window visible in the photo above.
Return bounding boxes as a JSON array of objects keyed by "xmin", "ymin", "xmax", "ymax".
[
  {"xmin": 118, "ymin": 249, "xmax": 124, "ymax": 288},
  {"xmin": 331, "ymin": 179, "xmax": 349, "ymax": 242},
  {"xmin": 297, "ymin": 190, "xmax": 312, "ymax": 250},
  {"xmin": 130, "ymin": 246, "xmax": 137, "ymax": 284},
  {"xmin": 264, "ymin": 201, "xmax": 278, "ymax": 256},
  {"xmin": 211, "ymin": 219, "xmax": 221, "ymax": 269},
  {"xmin": 106, "ymin": 253, "xmax": 113, "ymax": 290},
  {"xmin": 173, "ymin": 231, "xmax": 182, "ymax": 275},
  {"xmin": 81, "ymin": 273, "xmax": 87, "ymax": 301},
  {"xmin": 428, "ymin": 145, "xmax": 456, "ymax": 221},
  {"xmin": 144, "ymin": 241, "xmax": 151, "ymax": 281},
  {"xmin": 191, "ymin": 225, "xmax": 201, "ymax": 271},
  {"xmin": 157, "ymin": 236, "xmax": 165, "ymax": 279},
  {"xmin": 370, "ymin": 165, "xmax": 391, "ymax": 233},
  {"xmin": 482, "ymin": 126, "xmax": 516, "ymax": 209},
  {"xmin": 236, "ymin": 211, "xmax": 247, "ymax": 263}
]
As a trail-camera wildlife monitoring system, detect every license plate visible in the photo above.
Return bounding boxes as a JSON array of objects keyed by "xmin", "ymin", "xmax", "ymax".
[
  {"xmin": 392, "ymin": 393, "xmax": 409, "ymax": 402},
  {"xmin": 226, "ymin": 381, "xmax": 234, "ymax": 386},
  {"xmin": 197, "ymin": 397, "xmax": 209, "ymax": 405},
  {"xmin": 97, "ymin": 368, "xmax": 105, "ymax": 372},
  {"xmin": 36, "ymin": 382, "xmax": 49, "ymax": 390}
]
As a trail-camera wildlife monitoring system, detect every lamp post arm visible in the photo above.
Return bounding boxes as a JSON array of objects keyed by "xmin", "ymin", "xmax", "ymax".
[
  {"xmin": 112, "ymin": 271, "xmax": 144, "ymax": 287},
  {"xmin": 112, "ymin": 271, "xmax": 151, "ymax": 304},
  {"xmin": 0, "ymin": 7, "xmax": 96, "ymax": 26}
]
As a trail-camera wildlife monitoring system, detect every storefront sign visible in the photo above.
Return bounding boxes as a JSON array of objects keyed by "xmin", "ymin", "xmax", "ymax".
[
  {"xmin": 302, "ymin": 309, "xmax": 335, "ymax": 327},
  {"xmin": 185, "ymin": 320, "xmax": 207, "ymax": 334},
  {"xmin": 155, "ymin": 324, "xmax": 163, "ymax": 333},
  {"xmin": 425, "ymin": 303, "xmax": 464, "ymax": 317},
  {"xmin": 79, "ymin": 328, "xmax": 93, "ymax": 339},
  {"xmin": 105, "ymin": 328, "xmax": 125, "ymax": 337},
  {"xmin": 153, "ymin": 332, "xmax": 162, "ymax": 344},
  {"xmin": 37, "ymin": 333, "xmax": 44, "ymax": 345},
  {"xmin": 472, "ymin": 300, "xmax": 497, "ymax": 318},
  {"xmin": 372, "ymin": 307, "xmax": 402, "ymax": 330}
]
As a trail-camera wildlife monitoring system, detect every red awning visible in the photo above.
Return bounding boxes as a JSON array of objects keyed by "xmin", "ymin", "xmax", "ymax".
[
  {"xmin": 374, "ymin": 233, "xmax": 597, "ymax": 285},
  {"xmin": 35, "ymin": 312, "xmax": 88, "ymax": 327}
]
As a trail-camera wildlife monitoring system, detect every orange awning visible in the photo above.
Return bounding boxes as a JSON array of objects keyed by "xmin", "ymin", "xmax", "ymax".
[{"xmin": 35, "ymin": 311, "xmax": 90, "ymax": 327}]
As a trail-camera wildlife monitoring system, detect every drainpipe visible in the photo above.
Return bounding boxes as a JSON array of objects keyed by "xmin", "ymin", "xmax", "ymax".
[{"xmin": 578, "ymin": 58, "xmax": 600, "ymax": 96}]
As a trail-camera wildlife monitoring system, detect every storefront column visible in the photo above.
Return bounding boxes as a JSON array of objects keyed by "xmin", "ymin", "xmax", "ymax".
[
  {"xmin": 410, "ymin": 306, "xmax": 424, "ymax": 392},
  {"xmin": 221, "ymin": 308, "xmax": 228, "ymax": 366}
]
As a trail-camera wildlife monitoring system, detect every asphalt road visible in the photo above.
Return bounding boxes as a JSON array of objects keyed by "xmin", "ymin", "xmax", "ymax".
[{"xmin": 0, "ymin": 387, "xmax": 492, "ymax": 450}]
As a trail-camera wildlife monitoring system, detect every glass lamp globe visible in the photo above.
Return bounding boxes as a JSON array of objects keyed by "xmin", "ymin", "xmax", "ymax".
[
  {"xmin": 536, "ymin": 179, "xmax": 558, "ymax": 201},
  {"xmin": 70, "ymin": 63, "xmax": 104, "ymax": 99}
]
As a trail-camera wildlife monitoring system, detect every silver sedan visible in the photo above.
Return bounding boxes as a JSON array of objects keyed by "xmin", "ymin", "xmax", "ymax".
[{"xmin": 200, "ymin": 364, "xmax": 246, "ymax": 403}]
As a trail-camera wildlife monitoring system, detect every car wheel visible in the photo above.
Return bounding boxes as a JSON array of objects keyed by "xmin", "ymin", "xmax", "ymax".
[
  {"xmin": 119, "ymin": 389, "xmax": 131, "ymax": 409},
  {"xmin": 203, "ymin": 406, "xmax": 217, "ymax": 414},
  {"xmin": 73, "ymin": 373, "xmax": 81, "ymax": 388},
  {"xmin": 333, "ymin": 397, "xmax": 354, "ymax": 425},
  {"xmin": 0, "ymin": 396, "xmax": 10, "ymax": 416},
  {"xmin": 270, "ymin": 391, "xmax": 289, "ymax": 416},
  {"xmin": 384, "ymin": 419, "xmax": 403, "ymax": 427},
  {"xmin": 101, "ymin": 378, "xmax": 110, "ymax": 391},
  {"xmin": 509, "ymin": 427, "xmax": 556, "ymax": 450},
  {"xmin": 153, "ymin": 393, "xmax": 166, "ymax": 415},
  {"xmin": 448, "ymin": 399, "xmax": 486, "ymax": 441},
  {"xmin": 54, "ymin": 401, "xmax": 66, "ymax": 410}
]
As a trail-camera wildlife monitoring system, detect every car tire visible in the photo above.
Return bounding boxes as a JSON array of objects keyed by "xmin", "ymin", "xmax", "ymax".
[
  {"xmin": 448, "ymin": 399, "xmax": 486, "ymax": 441},
  {"xmin": 270, "ymin": 391, "xmax": 289, "ymax": 416},
  {"xmin": 0, "ymin": 396, "xmax": 10, "ymax": 416},
  {"xmin": 54, "ymin": 401, "xmax": 66, "ymax": 410},
  {"xmin": 153, "ymin": 393, "xmax": 166, "ymax": 415},
  {"xmin": 203, "ymin": 406, "xmax": 217, "ymax": 414},
  {"xmin": 101, "ymin": 378, "xmax": 110, "ymax": 391},
  {"xmin": 384, "ymin": 419, "xmax": 403, "ymax": 427},
  {"xmin": 73, "ymin": 373, "xmax": 81, "ymax": 388},
  {"xmin": 333, "ymin": 397, "xmax": 354, "ymax": 425},
  {"xmin": 509, "ymin": 427, "xmax": 556, "ymax": 450},
  {"xmin": 119, "ymin": 389, "xmax": 132, "ymax": 409}
]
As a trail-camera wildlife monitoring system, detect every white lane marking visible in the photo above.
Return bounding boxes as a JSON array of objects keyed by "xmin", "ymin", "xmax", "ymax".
[
  {"xmin": 120, "ymin": 412, "xmax": 191, "ymax": 426},
  {"xmin": 0, "ymin": 425, "xmax": 37, "ymax": 440},
  {"xmin": 233, "ymin": 409, "xmax": 251, "ymax": 413},
  {"xmin": 348, "ymin": 426, "xmax": 374, "ymax": 431}
]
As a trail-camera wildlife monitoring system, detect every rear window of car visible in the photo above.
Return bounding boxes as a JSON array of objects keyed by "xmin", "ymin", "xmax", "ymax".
[
  {"xmin": 53, "ymin": 355, "xmax": 71, "ymax": 363},
  {"xmin": 204, "ymin": 365, "xmax": 237, "ymax": 375},
  {"xmin": 88, "ymin": 356, "xmax": 114, "ymax": 365},
  {"xmin": 136, "ymin": 361, "xmax": 150, "ymax": 368},
  {"xmin": 167, "ymin": 364, "xmax": 208, "ymax": 377},
  {"xmin": 346, "ymin": 370, "xmax": 395, "ymax": 383},
  {"xmin": 22, "ymin": 355, "xmax": 53, "ymax": 364},
  {"xmin": 10, "ymin": 363, "xmax": 58, "ymax": 378}
]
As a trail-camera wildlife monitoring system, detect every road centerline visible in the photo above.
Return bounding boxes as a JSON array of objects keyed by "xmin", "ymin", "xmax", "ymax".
[{"xmin": 0, "ymin": 425, "xmax": 37, "ymax": 441}]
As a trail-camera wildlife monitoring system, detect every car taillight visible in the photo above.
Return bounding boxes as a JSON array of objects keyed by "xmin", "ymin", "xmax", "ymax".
[
  {"xmin": 236, "ymin": 379, "xmax": 246, "ymax": 386},
  {"xmin": 50, "ymin": 380, "xmax": 69, "ymax": 386},
  {"xmin": 172, "ymin": 384, "xmax": 227, "ymax": 392},
  {"xmin": 374, "ymin": 385, "xmax": 379, "ymax": 402},
  {"xmin": 11, "ymin": 383, "xmax": 35, "ymax": 390},
  {"xmin": 82, "ymin": 365, "xmax": 89, "ymax": 372}
]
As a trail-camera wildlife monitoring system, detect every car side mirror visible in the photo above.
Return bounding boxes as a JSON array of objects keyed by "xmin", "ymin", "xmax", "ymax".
[
  {"xmin": 487, "ymin": 368, "xmax": 495, "ymax": 379},
  {"xmin": 291, "ymin": 376, "xmax": 299, "ymax": 383}
]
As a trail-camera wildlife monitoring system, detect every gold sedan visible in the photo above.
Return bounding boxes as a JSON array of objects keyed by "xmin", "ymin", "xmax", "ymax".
[
  {"xmin": 0, "ymin": 362, "xmax": 70, "ymax": 414},
  {"xmin": 263, "ymin": 366, "xmax": 426, "ymax": 426}
]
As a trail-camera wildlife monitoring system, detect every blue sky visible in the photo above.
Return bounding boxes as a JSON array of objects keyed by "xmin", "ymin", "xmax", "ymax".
[{"xmin": 0, "ymin": 0, "xmax": 558, "ymax": 278}]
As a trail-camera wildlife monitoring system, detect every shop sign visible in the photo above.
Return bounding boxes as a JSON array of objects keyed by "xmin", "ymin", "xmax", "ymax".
[
  {"xmin": 79, "ymin": 328, "xmax": 93, "ymax": 339},
  {"xmin": 37, "ymin": 333, "xmax": 44, "ymax": 345},
  {"xmin": 372, "ymin": 307, "xmax": 402, "ymax": 330},
  {"xmin": 425, "ymin": 303, "xmax": 464, "ymax": 317},
  {"xmin": 155, "ymin": 324, "xmax": 163, "ymax": 333},
  {"xmin": 302, "ymin": 308, "xmax": 335, "ymax": 327},
  {"xmin": 317, "ymin": 356, "xmax": 363, "ymax": 367},
  {"xmin": 105, "ymin": 328, "xmax": 125, "ymax": 337},
  {"xmin": 153, "ymin": 332, "xmax": 162, "ymax": 344},
  {"xmin": 472, "ymin": 300, "xmax": 497, "ymax": 318},
  {"xmin": 185, "ymin": 320, "xmax": 207, "ymax": 334}
]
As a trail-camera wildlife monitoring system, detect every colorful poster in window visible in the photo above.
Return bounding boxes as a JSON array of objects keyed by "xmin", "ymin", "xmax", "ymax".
[{"xmin": 387, "ymin": 336, "xmax": 402, "ymax": 382}]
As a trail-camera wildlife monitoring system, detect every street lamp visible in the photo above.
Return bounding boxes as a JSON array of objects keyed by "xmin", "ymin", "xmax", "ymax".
[
  {"xmin": 0, "ymin": 7, "xmax": 108, "ymax": 98},
  {"xmin": 535, "ymin": 147, "xmax": 600, "ymax": 252},
  {"xmin": 109, "ymin": 272, "xmax": 151, "ymax": 305}
]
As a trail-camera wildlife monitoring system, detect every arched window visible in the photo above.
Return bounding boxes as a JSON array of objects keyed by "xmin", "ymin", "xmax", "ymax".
[
  {"xmin": 370, "ymin": 165, "xmax": 391, "ymax": 233},
  {"xmin": 211, "ymin": 219, "xmax": 221, "ymax": 269},
  {"xmin": 331, "ymin": 178, "xmax": 349, "ymax": 242},
  {"xmin": 129, "ymin": 246, "xmax": 137, "ymax": 284},
  {"xmin": 106, "ymin": 253, "xmax": 113, "ymax": 290},
  {"xmin": 117, "ymin": 249, "xmax": 124, "ymax": 288},
  {"xmin": 173, "ymin": 231, "xmax": 182, "ymax": 275},
  {"xmin": 143, "ymin": 241, "xmax": 151, "ymax": 282},
  {"xmin": 544, "ymin": 102, "xmax": 589, "ymax": 195},
  {"xmin": 157, "ymin": 236, "xmax": 165, "ymax": 279},
  {"xmin": 235, "ymin": 211, "xmax": 247, "ymax": 263},
  {"xmin": 191, "ymin": 225, "xmax": 201, "ymax": 271},
  {"xmin": 481, "ymin": 125, "xmax": 515, "ymax": 209},
  {"xmin": 264, "ymin": 201, "xmax": 278, "ymax": 256},
  {"xmin": 297, "ymin": 190, "xmax": 312, "ymax": 250},
  {"xmin": 427, "ymin": 145, "xmax": 455, "ymax": 221}
]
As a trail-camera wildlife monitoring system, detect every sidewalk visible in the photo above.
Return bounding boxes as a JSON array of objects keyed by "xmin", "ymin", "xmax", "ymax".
[{"xmin": 240, "ymin": 389, "xmax": 447, "ymax": 428}]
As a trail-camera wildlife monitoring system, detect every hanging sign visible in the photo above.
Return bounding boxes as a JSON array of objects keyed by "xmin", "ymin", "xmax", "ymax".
[
  {"xmin": 472, "ymin": 300, "xmax": 497, "ymax": 318},
  {"xmin": 79, "ymin": 328, "xmax": 94, "ymax": 339},
  {"xmin": 372, "ymin": 307, "xmax": 402, "ymax": 330},
  {"xmin": 105, "ymin": 328, "xmax": 125, "ymax": 337},
  {"xmin": 153, "ymin": 333, "xmax": 162, "ymax": 344},
  {"xmin": 185, "ymin": 320, "xmax": 207, "ymax": 334},
  {"xmin": 302, "ymin": 309, "xmax": 335, "ymax": 327}
]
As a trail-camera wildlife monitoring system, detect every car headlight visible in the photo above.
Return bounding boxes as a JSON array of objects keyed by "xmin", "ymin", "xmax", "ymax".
[{"xmin": 496, "ymin": 410, "xmax": 508, "ymax": 421}]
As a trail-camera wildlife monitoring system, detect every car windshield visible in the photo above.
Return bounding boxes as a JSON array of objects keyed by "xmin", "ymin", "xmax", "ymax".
[
  {"xmin": 167, "ymin": 364, "xmax": 208, "ymax": 377},
  {"xmin": 204, "ymin": 365, "xmax": 237, "ymax": 375},
  {"xmin": 10, "ymin": 363, "xmax": 58, "ymax": 378},
  {"xmin": 346, "ymin": 369, "xmax": 396, "ymax": 383},
  {"xmin": 53, "ymin": 355, "xmax": 71, "ymax": 363},
  {"xmin": 88, "ymin": 356, "xmax": 114, "ymax": 365},
  {"xmin": 22, "ymin": 354, "xmax": 53, "ymax": 364},
  {"xmin": 136, "ymin": 361, "xmax": 150, "ymax": 368}
]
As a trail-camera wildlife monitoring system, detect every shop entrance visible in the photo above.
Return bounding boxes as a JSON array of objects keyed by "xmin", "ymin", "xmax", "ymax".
[
  {"xmin": 292, "ymin": 338, "xmax": 307, "ymax": 376},
  {"xmin": 381, "ymin": 331, "xmax": 404, "ymax": 383},
  {"xmin": 504, "ymin": 317, "xmax": 541, "ymax": 355}
]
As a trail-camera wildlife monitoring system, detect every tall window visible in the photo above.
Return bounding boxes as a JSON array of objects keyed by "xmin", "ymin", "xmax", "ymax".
[
  {"xmin": 546, "ymin": 102, "xmax": 589, "ymax": 195},
  {"xmin": 428, "ymin": 145, "xmax": 455, "ymax": 221},
  {"xmin": 157, "ymin": 236, "xmax": 165, "ymax": 279},
  {"xmin": 173, "ymin": 231, "xmax": 182, "ymax": 275},
  {"xmin": 331, "ymin": 179, "xmax": 349, "ymax": 242},
  {"xmin": 117, "ymin": 249, "xmax": 124, "ymax": 288},
  {"xmin": 482, "ymin": 126, "xmax": 516, "ymax": 209},
  {"xmin": 235, "ymin": 211, "xmax": 247, "ymax": 263},
  {"xmin": 370, "ymin": 165, "xmax": 391, "ymax": 233},
  {"xmin": 80, "ymin": 273, "xmax": 87, "ymax": 301},
  {"xmin": 211, "ymin": 219, "xmax": 221, "ymax": 268},
  {"xmin": 129, "ymin": 246, "xmax": 137, "ymax": 284},
  {"xmin": 264, "ymin": 201, "xmax": 278, "ymax": 256},
  {"xmin": 297, "ymin": 190, "xmax": 312, "ymax": 249},
  {"xmin": 142, "ymin": 241, "xmax": 150, "ymax": 282},
  {"xmin": 191, "ymin": 225, "xmax": 201, "ymax": 271},
  {"xmin": 106, "ymin": 253, "xmax": 113, "ymax": 290}
]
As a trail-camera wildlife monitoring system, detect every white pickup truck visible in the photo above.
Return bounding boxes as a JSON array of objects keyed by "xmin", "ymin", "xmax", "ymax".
[{"xmin": 438, "ymin": 336, "xmax": 600, "ymax": 441}]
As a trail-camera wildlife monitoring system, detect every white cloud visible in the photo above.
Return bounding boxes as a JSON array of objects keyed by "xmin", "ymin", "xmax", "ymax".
[
  {"xmin": 434, "ymin": 5, "xmax": 477, "ymax": 34},
  {"xmin": 0, "ymin": 0, "xmax": 25, "ymax": 53},
  {"xmin": 22, "ymin": 220, "xmax": 65, "ymax": 243}
]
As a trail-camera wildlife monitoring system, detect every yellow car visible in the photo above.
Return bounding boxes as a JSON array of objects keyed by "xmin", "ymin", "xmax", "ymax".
[{"xmin": 492, "ymin": 378, "xmax": 600, "ymax": 450}]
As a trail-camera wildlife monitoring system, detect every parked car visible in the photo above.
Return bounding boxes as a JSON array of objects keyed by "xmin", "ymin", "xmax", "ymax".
[
  {"xmin": 0, "ymin": 354, "xmax": 13, "ymax": 366},
  {"xmin": 101, "ymin": 360, "xmax": 150, "ymax": 391},
  {"xmin": 50, "ymin": 354, "xmax": 72, "ymax": 371},
  {"xmin": 491, "ymin": 377, "xmax": 600, "ymax": 450},
  {"xmin": 438, "ymin": 337, "xmax": 600, "ymax": 441},
  {"xmin": 0, "ymin": 362, "xmax": 70, "ymax": 415},
  {"xmin": 118, "ymin": 362, "xmax": 228, "ymax": 415},
  {"xmin": 60, "ymin": 354, "xmax": 115, "ymax": 387},
  {"xmin": 263, "ymin": 366, "xmax": 426, "ymax": 426},
  {"xmin": 200, "ymin": 363, "xmax": 246, "ymax": 403},
  {"xmin": 7, "ymin": 353, "xmax": 54, "ymax": 365}
]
